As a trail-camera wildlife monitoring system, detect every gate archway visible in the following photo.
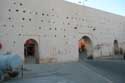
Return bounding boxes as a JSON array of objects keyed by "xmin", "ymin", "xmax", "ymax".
[
  {"xmin": 79, "ymin": 36, "xmax": 93, "ymax": 60},
  {"xmin": 24, "ymin": 39, "xmax": 39, "ymax": 64}
]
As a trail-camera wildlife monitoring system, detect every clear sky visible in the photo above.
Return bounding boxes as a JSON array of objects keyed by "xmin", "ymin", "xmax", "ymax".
[{"xmin": 65, "ymin": 0, "xmax": 125, "ymax": 16}]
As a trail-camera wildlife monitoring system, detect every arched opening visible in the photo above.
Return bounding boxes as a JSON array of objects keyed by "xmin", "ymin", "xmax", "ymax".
[
  {"xmin": 0, "ymin": 43, "xmax": 2, "ymax": 50},
  {"xmin": 79, "ymin": 36, "xmax": 93, "ymax": 60},
  {"xmin": 24, "ymin": 39, "xmax": 39, "ymax": 64},
  {"xmin": 113, "ymin": 40, "xmax": 119, "ymax": 55}
]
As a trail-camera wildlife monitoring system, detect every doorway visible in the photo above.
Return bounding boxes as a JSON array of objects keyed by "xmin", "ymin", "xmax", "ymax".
[
  {"xmin": 24, "ymin": 39, "xmax": 39, "ymax": 64},
  {"xmin": 113, "ymin": 40, "xmax": 119, "ymax": 55},
  {"xmin": 79, "ymin": 36, "xmax": 93, "ymax": 60}
]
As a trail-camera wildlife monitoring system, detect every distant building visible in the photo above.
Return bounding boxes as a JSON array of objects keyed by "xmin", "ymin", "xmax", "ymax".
[{"xmin": 0, "ymin": 0, "xmax": 125, "ymax": 63}]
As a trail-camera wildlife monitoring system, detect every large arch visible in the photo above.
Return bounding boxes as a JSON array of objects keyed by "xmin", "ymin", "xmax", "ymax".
[
  {"xmin": 79, "ymin": 36, "xmax": 93, "ymax": 60},
  {"xmin": 24, "ymin": 39, "xmax": 39, "ymax": 64}
]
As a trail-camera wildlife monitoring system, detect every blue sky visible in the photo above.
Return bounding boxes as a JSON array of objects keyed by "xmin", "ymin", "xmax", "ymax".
[{"xmin": 65, "ymin": 0, "xmax": 125, "ymax": 16}]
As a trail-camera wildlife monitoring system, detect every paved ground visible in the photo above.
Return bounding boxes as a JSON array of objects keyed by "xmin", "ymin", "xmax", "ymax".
[
  {"xmin": 95, "ymin": 55, "xmax": 124, "ymax": 60},
  {"xmin": 82, "ymin": 60, "xmax": 125, "ymax": 83},
  {"xmin": 4, "ymin": 62, "xmax": 112, "ymax": 83},
  {"xmin": 80, "ymin": 53, "xmax": 125, "ymax": 83},
  {"xmin": 3, "ymin": 54, "xmax": 125, "ymax": 83}
]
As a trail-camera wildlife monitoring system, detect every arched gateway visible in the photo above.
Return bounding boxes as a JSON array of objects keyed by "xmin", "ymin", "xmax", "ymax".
[
  {"xmin": 79, "ymin": 36, "xmax": 93, "ymax": 60},
  {"xmin": 24, "ymin": 39, "xmax": 39, "ymax": 64}
]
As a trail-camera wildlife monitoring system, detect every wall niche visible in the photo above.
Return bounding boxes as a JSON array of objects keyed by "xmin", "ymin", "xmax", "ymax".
[{"xmin": 20, "ymin": 3, "xmax": 23, "ymax": 6}]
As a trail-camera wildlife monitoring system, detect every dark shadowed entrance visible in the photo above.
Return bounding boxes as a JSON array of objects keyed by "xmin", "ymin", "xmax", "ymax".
[
  {"xmin": 24, "ymin": 39, "xmax": 39, "ymax": 64},
  {"xmin": 113, "ymin": 40, "xmax": 119, "ymax": 55},
  {"xmin": 79, "ymin": 36, "xmax": 93, "ymax": 60}
]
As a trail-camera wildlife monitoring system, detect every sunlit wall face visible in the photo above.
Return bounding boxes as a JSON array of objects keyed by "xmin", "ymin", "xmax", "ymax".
[{"xmin": 64, "ymin": 0, "xmax": 125, "ymax": 16}]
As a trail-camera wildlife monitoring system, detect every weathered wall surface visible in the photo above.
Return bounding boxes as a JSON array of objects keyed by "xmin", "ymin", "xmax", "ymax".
[{"xmin": 0, "ymin": 0, "xmax": 124, "ymax": 63}]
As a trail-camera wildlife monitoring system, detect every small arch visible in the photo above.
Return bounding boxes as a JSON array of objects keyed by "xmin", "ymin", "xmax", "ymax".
[
  {"xmin": 79, "ymin": 36, "xmax": 93, "ymax": 60},
  {"xmin": 113, "ymin": 40, "xmax": 120, "ymax": 55},
  {"xmin": 0, "ymin": 43, "xmax": 2, "ymax": 50},
  {"xmin": 24, "ymin": 39, "xmax": 39, "ymax": 64}
]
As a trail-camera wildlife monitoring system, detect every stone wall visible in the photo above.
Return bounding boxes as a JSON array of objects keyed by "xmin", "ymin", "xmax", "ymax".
[{"xmin": 0, "ymin": 0, "xmax": 124, "ymax": 63}]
